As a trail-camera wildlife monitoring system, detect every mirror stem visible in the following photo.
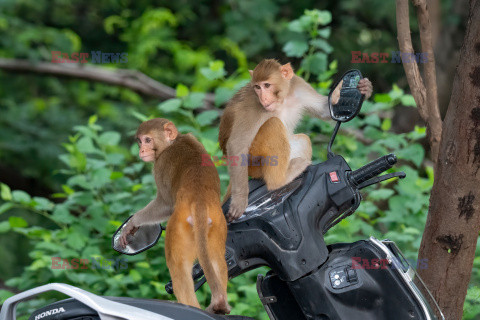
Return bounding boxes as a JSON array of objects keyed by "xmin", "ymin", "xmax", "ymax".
[{"xmin": 327, "ymin": 122, "xmax": 341, "ymax": 159}]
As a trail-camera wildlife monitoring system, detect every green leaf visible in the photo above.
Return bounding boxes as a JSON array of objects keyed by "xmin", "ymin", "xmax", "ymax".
[
  {"xmin": 130, "ymin": 269, "xmax": 142, "ymax": 282},
  {"xmin": 88, "ymin": 115, "xmax": 98, "ymax": 126},
  {"xmin": 99, "ymin": 131, "xmax": 121, "ymax": 146},
  {"xmin": 128, "ymin": 110, "xmax": 149, "ymax": 122},
  {"xmin": 77, "ymin": 137, "xmax": 97, "ymax": 153},
  {"xmin": 110, "ymin": 171, "xmax": 124, "ymax": 179},
  {"xmin": 200, "ymin": 60, "xmax": 226, "ymax": 80},
  {"xmin": 183, "ymin": 92, "xmax": 206, "ymax": 109},
  {"xmin": 71, "ymin": 192, "xmax": 95, "ymax": 206},
  {"xmin": 9, "ymin": 216, "xmax": 28, "ymax": 228},
  {"xmin": 12, "ymin": 190, "xmax": 32, "ymax": 204},
  {"xmin": 317, "ymin": 27, "xmax": 331, "ymax": 38},
  {"xmin": 52, "ymin": 205, "xmax": 75, "ymax": 224},
  {"xmin": 68, "ymin": 175, "xmax": 92, "ymax": 189},
  {"xmin": 176, "ymin": 84, "xmax": 189, "ymax": 98},
  {"xmin": 91, "ymin": 168, "xmax": 112, "ymax": 187},
  {"xmin": 73, "ymin": 125, "xmax": 97, "ymax": 138},
  {"xmin": 32, "ymin": 197, "xmax": 54, "ymax": 211},
  {"xmin": 106, "ymin": 153, "xmax": 125, "ymax": 165},
  {"xmin": 389, "ymin": 84, "xmax": 404, "ymax": 100},
  {"xmin": 406, "ymin": 126, "xmax": 426, "ymax": 140},
  {"xmin": 0, "ymin": 202, "xmax": 14, "ymax": 214},
  {"xmin": 364, "ymin": 114, "xmax": 381, "ymax": 127},
  {"xmin": 283, "ymin": 40, "xmax": 308, "ymax": 58},
  {"xmin": 301, "ymin": 52, "xmax": 327, "ymax": 75},
  {"xmin": 158, "ymin": 98, "xmax": 182, "ymax": 113},
  {"xmin": 196, "ymin": 110, "xmax": 219, "ymax": 126},
  {"xmin": 287, "ymin": 20, "xmax": 305, "ymax": 33},
  {"xmin": 374, "ymin": 93, "xmax": 392, "ymax": 103},
  {"xmin": 368, "ymin": 189, "xmax": 395, "ymax": 200},
  {"xmin": 400, "ymin": 94, "xmax": 416, "ymax": 107},
  {"xmin": 309, "ymin": 9, "xmax": 332, "ymax": 25},
  {"xmin": 397, "ymin": 144, "xmax": 424, "ymax": 167},
  {"xmin": 66, "ymin": 232, "xmax": 87, "ymax": 250},
  {"xmin": 310, "ymin": 39, "xmax": 333, "ymax": 53},
  {"xmin": 1, "ymin": 184, "xmax": 12, "ymax": 201},
  {"xmin": 381, "ymin": 118, "xmax": 392, "ymax": 131}
]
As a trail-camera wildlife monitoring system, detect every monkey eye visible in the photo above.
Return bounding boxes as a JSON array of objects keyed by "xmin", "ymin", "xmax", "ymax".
[
  {"xmin": 264, "ymin": 83, "xmax": 271, "ymax": 88},
  {"xmin": 145, "ymin": 137, "xmax": 152, "ymax": 143},
  {"xmin": 254, "ymin": 84, "xmax": 261, "ymax": 90}
]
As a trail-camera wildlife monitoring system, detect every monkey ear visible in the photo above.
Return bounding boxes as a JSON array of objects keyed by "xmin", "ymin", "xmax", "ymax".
[
  {"xmin": 249, "ymin": 70, "xmax": 254, "ymax": 77},
  {"xmin": 280, "ymin": 63, "xmax": 294, "ymax": 80},
  {"xmin": 163, "ymin": 122, "xmax": 178, "ymax": 142}
]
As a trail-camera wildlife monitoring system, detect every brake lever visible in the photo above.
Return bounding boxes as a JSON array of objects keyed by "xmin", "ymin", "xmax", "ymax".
[{"xmin": 357, "ymin": 171, "xmax": 406, "ymax": 189}]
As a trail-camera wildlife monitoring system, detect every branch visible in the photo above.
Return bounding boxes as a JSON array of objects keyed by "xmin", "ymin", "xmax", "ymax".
[
  {"xmin": 412, "ymin": 0, "xmax": 442, "ymax": 162},
  {"xmin": 395, "ymin": 0, "xmax": 442, "ymax": 164},
  {"xmin": 0, "ymin": 58, "xmax": 215, "ymax": 105}
]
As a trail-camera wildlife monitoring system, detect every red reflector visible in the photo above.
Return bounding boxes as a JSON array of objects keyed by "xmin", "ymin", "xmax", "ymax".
[{"xmin": 329, "ymin": 171, "xmax": 339, "ymax": 182}]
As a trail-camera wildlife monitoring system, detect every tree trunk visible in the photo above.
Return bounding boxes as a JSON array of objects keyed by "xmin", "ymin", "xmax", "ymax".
[
  {"xmin": 396, "ymin": 0, "xmax": 442, "ymax": 164},
  {"xmin": 418, "ymin": 1, "xmax": 480, "ymax": 319}
]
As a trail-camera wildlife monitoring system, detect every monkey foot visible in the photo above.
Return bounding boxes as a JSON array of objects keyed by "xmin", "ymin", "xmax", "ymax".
[{"xmin": 206, "ymin": 297, "xmax": 231, "ymax": 315}]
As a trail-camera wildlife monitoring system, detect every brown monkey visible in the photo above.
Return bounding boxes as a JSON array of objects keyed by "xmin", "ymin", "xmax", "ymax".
[
  {"xmin": 220, "ymin": 59, "xmax": 372, "ymax": 221},
  {"xmin": 119, "ymin": 118, "xmax": 231, "ymax": 314}
]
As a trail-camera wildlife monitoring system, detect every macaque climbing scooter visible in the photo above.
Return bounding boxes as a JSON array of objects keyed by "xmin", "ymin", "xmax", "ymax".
[{"xmin": 1, "ymin": 70, "xmax": 444, "ymax": 320}]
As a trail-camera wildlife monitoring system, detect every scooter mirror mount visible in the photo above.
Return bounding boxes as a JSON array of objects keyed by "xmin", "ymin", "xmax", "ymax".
[
  {"xmin": 327, "ymin": 69, "xmax": 365, "ymax": 158},
  {"xmin": 112, "ymin": 216, "xmax": 164, "ymax": 255}
]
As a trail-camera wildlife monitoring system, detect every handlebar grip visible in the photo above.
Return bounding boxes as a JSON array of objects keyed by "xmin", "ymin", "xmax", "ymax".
[{"xmin": 350, "ymin": 154, "xmax": 397, "ymax": 186}]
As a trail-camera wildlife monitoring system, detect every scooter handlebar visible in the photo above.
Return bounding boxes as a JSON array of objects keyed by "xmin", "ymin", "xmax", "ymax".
[{"xmin": 350, "ymin": 154, "xmax": 397, "ymax": 186}]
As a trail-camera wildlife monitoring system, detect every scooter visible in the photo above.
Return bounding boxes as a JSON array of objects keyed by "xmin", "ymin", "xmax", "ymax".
[{"xmin": 0, "ymin": 70, "xmax": 445, "ymax": 320}]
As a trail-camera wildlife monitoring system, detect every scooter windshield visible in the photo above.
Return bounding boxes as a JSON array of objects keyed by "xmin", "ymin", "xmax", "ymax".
[
  {"xmin": 378, "ymin": 239, "xmax": 446, "ymax": 319},
  {"xmin": 235, "ymin": 178, "xmax": 303, "ymax": 222}
]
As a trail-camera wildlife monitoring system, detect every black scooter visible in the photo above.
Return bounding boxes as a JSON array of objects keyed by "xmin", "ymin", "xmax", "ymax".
[{"xmin": 0, "ymin": 70, "xmax": 444, "ymax": 320}]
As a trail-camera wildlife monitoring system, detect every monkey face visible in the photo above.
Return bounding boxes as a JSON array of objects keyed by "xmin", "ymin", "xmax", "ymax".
[
  {"xmin": 137, "ymin": 134, "xmax": 157, "ymax": 162},
  {"xmin": 253, "ymin": 81, "xmax": 278, "ymax": 111},
  {"xmin": 251, "ymin": 61, "xmax": 294, "ymax": 112},
  {"xmin": 136, "ymin": 121, "xmax": 178, "ymax": 162}
]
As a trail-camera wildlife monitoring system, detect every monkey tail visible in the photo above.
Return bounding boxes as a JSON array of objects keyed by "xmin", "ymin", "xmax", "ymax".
[{"xmin": 192, "ymin": 202, "xmax": 224, "ymax": 296}]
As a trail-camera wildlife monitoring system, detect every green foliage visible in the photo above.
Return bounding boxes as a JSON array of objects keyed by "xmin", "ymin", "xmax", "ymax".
[
  {"xmin": 283, "ymin": 9, "xmax": 335, "ymax": 83},
  {"xmin": 0, "ymin": 1, "xmax": 477, "ymax": 319}
]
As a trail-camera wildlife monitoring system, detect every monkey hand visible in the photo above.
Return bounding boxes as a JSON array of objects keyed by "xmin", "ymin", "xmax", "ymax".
[
  {"xmin": 357, "ymin": 78, "xmax": 373, "ymax": 99},
  {"xmin": 227, "ymin": 194, "xmax": 248, "ymax": 222},
  {"xmin": 119, "ymin": 221, "xmax": 139, "ymax": 248}
]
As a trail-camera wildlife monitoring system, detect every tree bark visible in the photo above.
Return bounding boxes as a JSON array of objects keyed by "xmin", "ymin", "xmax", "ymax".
[
  {"xmin": 396, "ymin": 0, "xmax": 442, "ymax": 164},
  {"xmin": 412, "ymin": 0, "xmax": 442, "ymax": 162},
  {"xmin": 418, "ymin": 1, "xmax": 480, "ymax": 319},
  {"xmin": 434, "ymin": 0, "xmax": 469, "ymax": 116}
]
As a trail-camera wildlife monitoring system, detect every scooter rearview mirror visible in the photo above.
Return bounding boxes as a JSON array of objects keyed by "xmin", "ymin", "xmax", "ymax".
[
  {"xmin": 112, "ymin": 216, "xmax": 163, "ymax": 255},
  {"xmin": 327, "ymin": 69, "xmax": 365, "ymax": 159},
  {"xmin": 328, "ymin": 69, "xmax": 364, "ymax": 123}
]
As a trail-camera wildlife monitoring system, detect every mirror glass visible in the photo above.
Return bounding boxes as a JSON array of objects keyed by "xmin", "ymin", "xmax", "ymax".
[
  {"xmin": 328, "ymin": 69, "xmax": 364, "ymax": 122},
  {"xmin": 112, "ymin": 216, "xmax": 163, "ymax": 255}
]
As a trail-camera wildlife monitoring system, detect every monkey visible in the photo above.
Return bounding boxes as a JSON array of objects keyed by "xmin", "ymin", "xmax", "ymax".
[
  {"xmin": 119, "ymin": 118, "xmax": 231, "ymax": 315},
  {"xmin": 219, "ymin": 59, "xmax": 372, "ymax": 221}
]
